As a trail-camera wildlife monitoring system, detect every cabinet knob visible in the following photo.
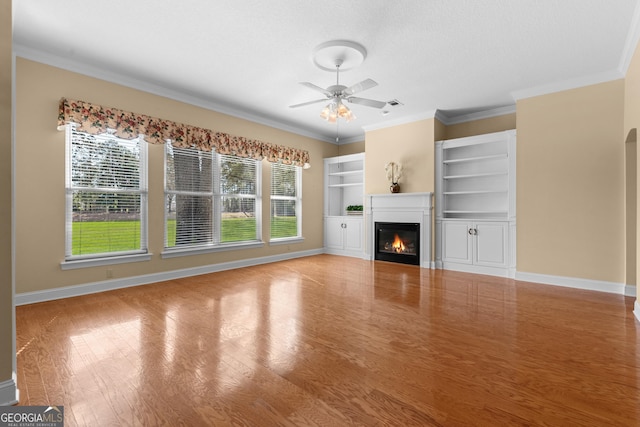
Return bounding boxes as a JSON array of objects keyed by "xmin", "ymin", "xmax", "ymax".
[
  {"xmin": 469, "ymin": 228, "xmax": 477, "ymax": 235},
  {"xmin": 468, "ymin": 228, "xmax": 474, "ymax": 235}
]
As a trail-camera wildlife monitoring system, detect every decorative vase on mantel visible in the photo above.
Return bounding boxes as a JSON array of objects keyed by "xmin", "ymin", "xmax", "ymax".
[{"xmin": 385, "ymin": 161, "xmax": 403, "ymax": 194}]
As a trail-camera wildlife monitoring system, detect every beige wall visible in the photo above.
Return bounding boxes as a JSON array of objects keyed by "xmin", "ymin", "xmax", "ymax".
[
  {"xmin": 15, "ymin": 58, "xmax": 334, "ymax": 294},
  {"xmin": 0, "ymin": 0, "xmax": 15, "ymax": 400},
  {"xmin": 337, "ymin": 140, "xmax": 365, "ymax": 156},
  {"xmin": 445, "ymin": 113, "xmax": 516, "ymax": 140},
  {"xmin": 625, "ymin": 40, "xmax": 640, "ymax": 289},
  {"xmin": 364, "ymin": 119, "xmax": 436, "ymax": 195},
  {"xmin": 517, "ymin": 80, "xmax": 626, "ymax": 283}
]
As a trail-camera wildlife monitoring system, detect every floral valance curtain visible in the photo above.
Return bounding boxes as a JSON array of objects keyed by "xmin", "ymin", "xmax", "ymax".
[{"xmin": 57, "ymin": 98, "xmax": 310, "ymax": 167}]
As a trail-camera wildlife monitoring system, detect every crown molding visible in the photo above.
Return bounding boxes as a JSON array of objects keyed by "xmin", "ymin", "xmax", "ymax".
[
  {"xmin": 619, "ymin": 0, "xmax": 640, "ymax": 75},
  {"xmin": 510, "ymin": 69, "xmax": 623, "ymax": 101},
  {"xmin": 13, "ymin": 43, "xmax": 336, "ymax": 144},
  {"xmin": 437, "ymin": 105, "xmax": 516, "ymax": 125},
  {"xmin": 336, "ymin": 135, "xmax": 365, "ymax": 145},
  {"xmin": 361, "ymin": 110, "xmax": 438, "ymax": 133}
]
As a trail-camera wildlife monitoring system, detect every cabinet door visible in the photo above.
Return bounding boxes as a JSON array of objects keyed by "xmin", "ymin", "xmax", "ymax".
[
  {"xmin": 442, "ymin": 221, "xmax": 473, "ymax": 264},
  {"xmin": 343, "ymin": 217, "xmax": 363, "ymax": 252},
  {"xmin": 474, "ymin": 222, "xmax": 508, "ymax": 268},
  {"xmin": 325, "ymin": 217, "xmax": 344, "ymax": 250}
]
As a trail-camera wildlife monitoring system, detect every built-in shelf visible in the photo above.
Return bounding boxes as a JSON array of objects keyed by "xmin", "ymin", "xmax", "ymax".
[
  {"xmin": 443, "ymin": 172, "xmax": 508, "ymax": 180},
  {"xmin": 324, "ymin": 153, "xmax": 365, "ymax": 259},
  {"xmin": 442, "ymin": 153, "xmax": 508, "ymax": 164},
  {"xmin": 443, "ymin": 210, "xmax": 508, "ymax": 215},
  {"xmin": 435, "ymin": 130, "xmax": 516, "ymax": 278},
  {"xmin": 328, "ymin": 170, "xmax": 363, "ymax": 177},
  {"xmin": 328, "ymin": 183, "xmax": 363, "ymax": 188},
  {"xmin": 443, "ymin": 190, "xmax": 507, "ymax": 195}
]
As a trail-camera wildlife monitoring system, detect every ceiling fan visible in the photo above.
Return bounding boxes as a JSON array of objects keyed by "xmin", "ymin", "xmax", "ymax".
[{"xmin": 289, "ymin": 59, "xmax": 387, "ymax": 123}]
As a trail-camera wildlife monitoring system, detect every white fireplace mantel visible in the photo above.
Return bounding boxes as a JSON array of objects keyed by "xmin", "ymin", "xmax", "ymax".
[{"xmin": 366, "ymin": 192, "xmax": 433, "ymax": 268}]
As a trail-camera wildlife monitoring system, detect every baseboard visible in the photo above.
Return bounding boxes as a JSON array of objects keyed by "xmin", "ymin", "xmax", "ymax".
[
  {"xmin": 441, "ymin": 262, "xmax": 513, "ymax": 278},
  {"xmin": 635, "ymin": 300, "xmax": 640, "ymax": 322},
  {"xmin": 626, "ymin": 284, "xmax": 637, "ymax": 297},
  {"xmin": 515, "ymin": 271, "xmax": 627, "ymax": 295},
  {"xmin": 0, "ymin": 377, "xmax": 18, "ymax": 406},
  {"xmin": 15, "ymin": 249, "xmax": 323, "ymax": 306}
]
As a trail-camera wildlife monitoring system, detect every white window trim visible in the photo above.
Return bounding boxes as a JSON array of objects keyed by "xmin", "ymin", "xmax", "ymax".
[
  {"xmin": 64, "ymin": 125, "xmax": 149, "ymax": 262},
  {"xmin": 61, "ymin": 252, "xmax": 152, "ymax": 270},
  {"xmin": 161, "ymin": 241, "xmax": 264, "ymax": 259},
  {"xmin": 164, "ymin": 144, "xmax": 262, "ymax": 252},
  {"xmin": 269, "ymin": 164, "xmax": 302, "ymax": 242}
]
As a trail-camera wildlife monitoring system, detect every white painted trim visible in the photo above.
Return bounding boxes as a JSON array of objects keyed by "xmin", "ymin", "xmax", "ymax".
[
  {"xmin": 16, "ymin": 249, "xmax": 323, "ymax": 306},
  {"xmin": 618, "ymin": 0, "xmax": 640, "ymax": 75},
  {"xmin": 10, "ymin": 36, "xmax": 18, "ymax": 401},
  {"xmin": 626, "ymin": 285, "xmax": 637, "ymax": 297},
  {"xmin": 0, "ymin": 377, "xmax": 19, "ymax": 406},
  {"xmin": 515, "ymin": 271, "xmax": 627, "ymax": 295},
  {"xmin": 269, "ymin": 237, "xmax": 304, "ymax": 246},
  {"xmin": 437, "ymin": 105, "xmax": 517, "ymax": 125},
  {"xmin": 335, "ymin": 135, "xmax": 365, "ymax": 145},
  {"xmin": 362, "ymin": 105, "xmax": 517, "ymax": 133},
  {"xmin": 161, "ymin": 241, "xmax": 264, "ymax": 259},
  {"xmin": 61, "ymin": 253, "xmax": 152, "ymax": 270},
  {"xmin": 441, "ymin": 261, "xmax": 515, "ymax": 279},
  {"xmin": 510, "ymin": 69, "xmax": 623, "ymax": 101},
  {"xmin": 362, "ymin": 110, "xmax": 438, "ymax": 132},
  {"xmin": 634, "ymin": 300, "xmax": 640, "ymax": 322}
]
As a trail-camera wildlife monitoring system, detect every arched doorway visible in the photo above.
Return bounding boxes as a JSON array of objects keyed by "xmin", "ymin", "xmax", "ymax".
[
  {"xmin": 625, "ymin": 128, "xmax": 639, "ymax": 321},
  {"xmin": 626, "ymin": 129, "xmax": 637, "ymax": 289}
]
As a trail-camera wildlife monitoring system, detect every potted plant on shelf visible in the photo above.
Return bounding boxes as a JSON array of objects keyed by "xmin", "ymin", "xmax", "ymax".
[{"xmin": 346, "ymin": 205, "xmax": 364, "ymax": 215}]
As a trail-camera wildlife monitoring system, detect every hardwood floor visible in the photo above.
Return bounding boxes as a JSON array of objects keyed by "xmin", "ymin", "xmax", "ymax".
[{"xmin": 16, "ymin": 255, "xmax": 640, "ymax": 426}]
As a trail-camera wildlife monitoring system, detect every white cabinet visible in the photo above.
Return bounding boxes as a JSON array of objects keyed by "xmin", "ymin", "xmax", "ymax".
[
  {"xmin": 442, "ymin": 221, "xmax": 508, "ymax": 269},
  {"xmin": 325, "ymin": 216, "xmax": 363, "ymax": 255},
  {"xmin": 435, "ymin": 130, "xmax": 516, "ymax": 277},
  {"xmin": 324, "ymin": 153, "xmax": 365, "ymax": 258}
]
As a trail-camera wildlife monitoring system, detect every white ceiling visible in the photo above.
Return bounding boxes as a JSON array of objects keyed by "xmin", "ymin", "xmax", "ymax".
[{"xmin": 12, "ymin": 0, "xmax": 640, "ymax": 143}]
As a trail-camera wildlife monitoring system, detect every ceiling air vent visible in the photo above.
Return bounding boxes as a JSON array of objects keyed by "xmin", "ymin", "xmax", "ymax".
[{"xmin": 388, "ymin": 99, "xmax": 403, "ymax": 107}]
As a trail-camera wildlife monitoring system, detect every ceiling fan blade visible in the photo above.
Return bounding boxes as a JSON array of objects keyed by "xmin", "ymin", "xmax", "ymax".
[
  {"xmin": 299, "ymin": 82, "xmax": 332, "ymax": 97},
  {"xmin": 347, "ymin": 97, "xmax": 387, "ymax": 109},
  {"xmin": 343, "ymin": 78, "xmax": 378, "ymax": 96},
  {"xmin": 289, "ymin": 98, "xmax": 328, "ymax": 108}
]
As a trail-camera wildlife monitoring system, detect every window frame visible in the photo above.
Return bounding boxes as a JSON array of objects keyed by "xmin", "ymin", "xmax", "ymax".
[
  {"xmin": 62, "ymin": 125, "xmax": 150, "ymax": 269},
  {"xmin": 162, "ymin": 143, "xmax": 263, "ymax": 258},
  {"xmin": 269, "ymin": 162, "xmax": 303, "ymax": 244}
]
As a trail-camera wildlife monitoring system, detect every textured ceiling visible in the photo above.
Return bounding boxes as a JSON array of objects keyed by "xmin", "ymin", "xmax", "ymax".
[{"xmin": 12, "ymin": 0, "xmax": 640, "ymax": 143}]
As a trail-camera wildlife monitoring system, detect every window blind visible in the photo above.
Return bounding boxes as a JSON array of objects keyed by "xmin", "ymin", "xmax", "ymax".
[
  {"xmin": 270, "ymin": 163, "xmax": 301, "ymax": 239},
  {"xmin": 216, "ymin": 154, "xmax": 260, "ymax": 243},
  {"xmin": 165, "ymin": 144, "xmax": 214, "ymax": 247},
  {"xmin": 66, "ymin": 125, "xmax": 147, "ymax": 258},
  {"xmin": 165, "ymin": 144, "xmax": 260, "ymax": 248}
]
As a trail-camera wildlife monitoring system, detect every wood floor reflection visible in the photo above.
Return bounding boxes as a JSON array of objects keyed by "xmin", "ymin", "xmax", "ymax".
[{"xmin": 16, "ymin": 255, "xmax": 640, "ymax": 426}]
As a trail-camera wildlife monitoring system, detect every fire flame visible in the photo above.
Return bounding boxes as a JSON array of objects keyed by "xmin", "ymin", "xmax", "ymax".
[{"xmin": 392, "ymin": 234, "xmax": 406, "ymax": 253}]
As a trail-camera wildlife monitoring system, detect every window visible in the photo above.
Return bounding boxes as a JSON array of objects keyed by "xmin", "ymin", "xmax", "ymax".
[
  {"xmin": 165, "ymin": 142, "xmax": 261, "ymax": 250},
  {"xmin": 270, "ymin": 163, "xmax": 302, "ymax": 240},
  {"xmin": 65, "ymin": 125, "xmax": 148, "ymax": 260}
]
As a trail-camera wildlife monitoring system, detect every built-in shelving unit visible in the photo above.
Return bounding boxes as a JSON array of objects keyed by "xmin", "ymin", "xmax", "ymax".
[
  {"xmin": 325, "ymin": 153, "xmax": 364, "ymax": 216},
  {"xmin": 437, "ymin": 135, "xmax": 513, "ymax": 220},
  {"xmin": 324, "ymin": 153, "xmax": 365, "ymax": 258},
  {"xmin": 435, "ymin": 130, "xmax": 516, "ymax": 278}
]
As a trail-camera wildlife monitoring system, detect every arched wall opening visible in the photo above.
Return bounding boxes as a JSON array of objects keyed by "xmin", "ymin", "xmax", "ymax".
[{"xmin": 626, "ymin": 128, "xmax": 637, "ymax": 287}]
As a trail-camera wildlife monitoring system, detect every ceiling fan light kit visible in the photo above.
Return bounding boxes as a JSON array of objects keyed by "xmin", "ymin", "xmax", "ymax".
[{"xmin": 290, "ymin": 40, "xmax": 388, "ymax": 123}]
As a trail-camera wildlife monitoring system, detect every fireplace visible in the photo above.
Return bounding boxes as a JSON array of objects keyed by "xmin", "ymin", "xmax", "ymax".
[
  {"xmin": 375, "ymin": 222, "xmax": 420, "ymax": 265},
  {"xmin": 367, "ymin": 192, "xmax": 433, "ymax": 269}
]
